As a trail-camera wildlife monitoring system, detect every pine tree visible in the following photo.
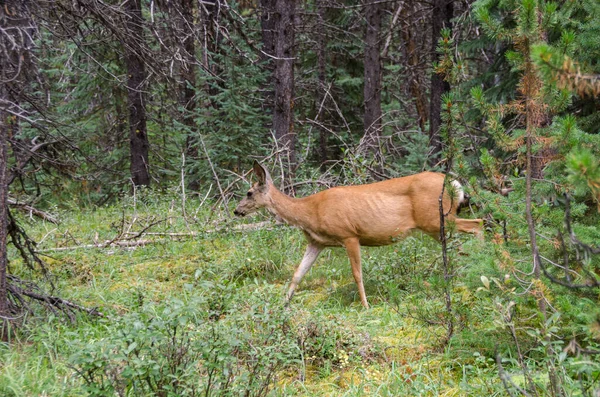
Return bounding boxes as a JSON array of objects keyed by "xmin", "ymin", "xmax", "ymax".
[{"xmin": 464, "ymin": 1, "xmax": 600, "ymax": 393}]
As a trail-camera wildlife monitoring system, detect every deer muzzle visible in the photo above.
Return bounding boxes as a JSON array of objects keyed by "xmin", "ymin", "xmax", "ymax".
[{"xmin": 233, "ymin": 208, "xmax": 245, "ymax": 216}]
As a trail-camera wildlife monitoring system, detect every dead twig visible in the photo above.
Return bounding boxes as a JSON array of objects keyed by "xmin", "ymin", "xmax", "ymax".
[
  {"xmin": 8, "ymin": 198, "xmax": 59, "ymax": 224},
  {"xmin": 39, "ymin": 239, "xmax": 159, "ymax": 252},
  {"xmin": 37, "ymin": 221, "xmax": 275, "ymax": 252},
  {"xmin": 122, "ymin": 221, "xmax": 274, "ymax": 237},
  {"xmin": 7, "ymin": 275, "xmax": 103, "ymax": 321}
]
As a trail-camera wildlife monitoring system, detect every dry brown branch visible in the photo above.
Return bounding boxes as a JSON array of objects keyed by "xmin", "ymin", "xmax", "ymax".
[
  {"xmin": 123, "ymin": 220, "xmax": 274, "ymax": 236},
  {"xmin": 38, "ymin": 221, "xmax": 275, "ymax": 252},
  {"xmin": 546, "ymin": 57, "xmax": 600, "ymax": 97},
  {"xmin": 7, "ymin": 275, "xmax": 103, "ymax": 320},
  {"xmin": 38, "ymin": 239, "xmax": 156, "ymax": 252},
  {"xmin": 8, "ymin": 198, "xmax": 58, "ymax": 224}
]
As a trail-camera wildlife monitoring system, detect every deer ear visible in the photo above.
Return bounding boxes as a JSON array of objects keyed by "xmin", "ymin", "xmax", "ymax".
[{"xmin": 253, "ymin": 161, "xmax": 272, "ymax": 185}]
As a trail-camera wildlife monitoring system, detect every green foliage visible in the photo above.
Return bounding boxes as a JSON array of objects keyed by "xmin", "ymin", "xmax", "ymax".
[
  {"xmin": 296, "ymin": 312, "xmax": 381, "ymax": 374},
  {"xmin": 69, "ymin": 292, "xmax": 300, "ymax": 396},
  {"xmin": 566, "ymin": 148, "xmax": 600, "ymax": 207},
  {"xmin": 432, "ymin": 1, "xmax": 600, "ymax": 395},
  {"xmin": 389, "ymin": 132, "xmax": 431, "ymax": 175},
  {"xmin": 188, "ymin": 36, "xmax": 270, "ymax": 185},
  {"xmin": 2, "ymin": 182, "xmax": 599, "ymax": 396}
]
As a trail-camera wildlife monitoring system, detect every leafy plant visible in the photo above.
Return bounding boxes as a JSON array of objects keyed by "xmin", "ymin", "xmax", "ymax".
[{"xmin": 70, "ymin": 292, "xmax": 300, "ymax": 396}]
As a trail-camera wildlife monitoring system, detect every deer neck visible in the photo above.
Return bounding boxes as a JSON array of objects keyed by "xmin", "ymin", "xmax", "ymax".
[{"xmin": 266, "ymin": 184, "xmax": 314, "ymax": 230}]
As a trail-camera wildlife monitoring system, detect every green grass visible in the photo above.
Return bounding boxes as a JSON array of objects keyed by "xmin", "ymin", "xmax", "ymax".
[{"xmin": 2, "ymin": 191, "xmax": 599, "ymax": 396}]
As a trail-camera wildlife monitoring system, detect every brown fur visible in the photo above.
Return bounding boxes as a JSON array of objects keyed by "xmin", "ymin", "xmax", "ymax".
[{"xmin": 234, "ymin": 161, "xmax": 483, "ymax": 308}]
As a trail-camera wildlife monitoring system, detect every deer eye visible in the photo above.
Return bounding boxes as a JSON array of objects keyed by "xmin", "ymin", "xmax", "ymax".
[{"xmin": 247, "ymin": 191, "xmax": 253, "ymax": 198}]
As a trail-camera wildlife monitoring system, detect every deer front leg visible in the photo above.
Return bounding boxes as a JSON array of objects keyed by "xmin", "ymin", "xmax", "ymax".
[
  {"xmin": 285, "ymin": 243, "xmax": 323, "ymax": 305},
  {"xmin": 344, "ymin": 238, "xmax": 369, "ymax": 309}
]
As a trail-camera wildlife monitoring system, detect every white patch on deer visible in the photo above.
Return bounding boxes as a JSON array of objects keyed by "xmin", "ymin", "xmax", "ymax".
[{"xmin": 451, "ymin": 180, "xmax": 465, "ymax": 205}]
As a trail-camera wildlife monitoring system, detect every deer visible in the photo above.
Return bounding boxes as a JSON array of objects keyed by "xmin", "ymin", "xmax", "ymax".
[{"xmin": 234, "ymin": 161, "xmax": 483, "ymax": 309}]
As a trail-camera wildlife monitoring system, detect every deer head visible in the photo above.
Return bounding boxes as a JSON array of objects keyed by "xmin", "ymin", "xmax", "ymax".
[{"xmin": 233, "ymin": 161, "xmax": 273, "ymax": 217}]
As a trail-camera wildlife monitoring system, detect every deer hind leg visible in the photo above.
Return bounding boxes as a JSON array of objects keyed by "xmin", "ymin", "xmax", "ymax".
[
  {"xmin": 344, "ymin": 238, "xmax": 369, "ymax": 309},
  {"xmin": 285, "ymin": 243, "xmax": 323, "ymax": 305},
  {"xmin": 454, "ymin": 218, "xmax": 484, "ymax": 240}
]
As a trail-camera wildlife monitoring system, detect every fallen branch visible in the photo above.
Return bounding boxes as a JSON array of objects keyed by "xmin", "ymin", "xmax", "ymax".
[
  {"xmin": 122, "ymin": 221, "xmax": 274, "ymax": 236},
  {"xmin": 7, "ymin": 275, "xmax": 103, "ymax": 321},
  {"xmin": 37, "ymin": 221, "xmax": 276, "ymax": 252},
  {"xmin": 8, "ymin": 198, "xmax": 59, "ymax": 224},
  {"xmin": 38, "ymin": 238, "xmax": 159, "ymax": 252},
  {"xmin": 126, "ymin": 232, "xmax": 200, "ymax": 237}
]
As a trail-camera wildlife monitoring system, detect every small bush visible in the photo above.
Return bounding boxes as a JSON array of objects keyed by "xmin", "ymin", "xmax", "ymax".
[
  {"xmin": 69, "ymin": 291, "xmax": 300, "ymax": 397},
  {"xmin": 296, "ymin": 313, "xmax": 382, "ymax": 371}
]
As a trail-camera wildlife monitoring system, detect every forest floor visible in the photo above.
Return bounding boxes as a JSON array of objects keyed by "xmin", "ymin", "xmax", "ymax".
[{"xmin": 0, "ymin": 191, "xmax": 539, "ymax": 396}]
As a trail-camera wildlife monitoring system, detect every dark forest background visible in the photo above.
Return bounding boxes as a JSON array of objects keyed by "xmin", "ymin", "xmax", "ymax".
[{"xmin": 1, "ymin": 0, "xmax": 599, "ymax": 199}]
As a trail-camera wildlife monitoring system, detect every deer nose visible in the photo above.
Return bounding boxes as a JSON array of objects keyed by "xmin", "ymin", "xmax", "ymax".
[{"xmin": 234, "ymin": 209, "xmax": 243, "ymax": 216}]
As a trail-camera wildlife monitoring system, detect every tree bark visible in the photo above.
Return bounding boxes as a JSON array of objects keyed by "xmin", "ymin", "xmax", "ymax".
[
  {"xmin": 123, "ymin": 0, "xmax": 150, "ymax": 186},
  {"xmin": 179, "ymin": 0, "xmax": 199, "ymax": 190},
  {"xmin": 0, "ymin": 92, "xmax": 9, "ymax": 322},
  {"xmin": 260, "ymin": 0, "xmax": 277, "ymax": 65},
  {"xmin": 181, "ymin": 0, "xmax": 197, "ymax": 136},
  {"xmin": 363, "ymin": 0, "xmax": 383, "ymax": 157},
  {"xmin": 317, "ymin": 0, "xmax": 328, "ymax": 170},
  {"xmin": 428, "ymin": 0, "xmax": 453, "ymax": 164},
  {"xmin": 0, "ymin": 0, "xmax": 34, "ymax": 328},
  {"xmin": 401, "ymin": 4, "xmax": 429, "ymax": 132},
  {"xmin": 200, "ymin": 0, "xmax": 222, "ymax": 96},
  {"xmin": 273, "ymin": 0, "xmax": 296, "ymax": 176},
  {"xmin": 260, "ymin": 0, "xmax": 277, "ymax": 120}
]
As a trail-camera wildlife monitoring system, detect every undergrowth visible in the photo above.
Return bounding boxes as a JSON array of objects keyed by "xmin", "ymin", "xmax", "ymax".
[{"xmin": 1, "ymin": 186, "xmax": 599, "ymax": 396}]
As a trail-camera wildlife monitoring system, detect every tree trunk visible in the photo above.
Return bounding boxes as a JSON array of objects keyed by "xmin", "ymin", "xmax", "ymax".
[
  {"xmin": 123, "ymin": 0, "xmax": 150, "ymax": 186},
  {"xmin": 260, "ymin": 0, "xmax": 277, "ymax": 120},
  {"xmin": 401, "ymin": 4, "xmax": 429, "ymax": 132},
  {"xmin": 317, "ymin": 0, "xmax": 328, "ymax": 170},
  {"xmin": 200, "ymin": 0, "xmax": 222, "ymax": 97},
  {"xmin": 363, "ymin": 0, "xmax": 383, "ymax": 158},
  {"xmin": 428, "ymin": 0, "xmax": 453, "ymax": 165},
  {"xmin": 180, "ymin": 0, "xmax": 199, "ymax": 190},
  {"xmin": 273, "ymin": 0, "xmax": 296, "ymax": 177},
  {"xmin": 181, "ymin": 0, "xmax": 197, "ymax": 133},
  {"xmin": 0, "ymin": 0, "xmax": 34, "ymax": 330},
  {"xmin": 0, "ymin": 92, "xmax": 9, "ymax": 323}
]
